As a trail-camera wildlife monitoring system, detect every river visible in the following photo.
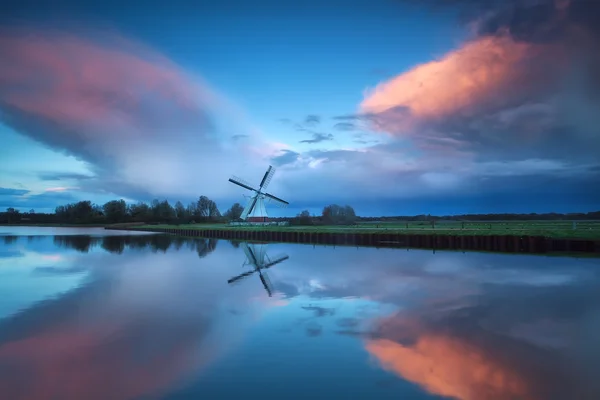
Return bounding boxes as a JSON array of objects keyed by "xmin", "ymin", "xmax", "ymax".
[{"xmin": 1, "ymin": 227, "xmax": 599, "ymax": 400}]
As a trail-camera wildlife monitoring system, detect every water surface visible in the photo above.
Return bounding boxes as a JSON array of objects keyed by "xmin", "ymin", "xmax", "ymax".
[{"xmin": 1, "ymin": 227, "xmax": 599, "ymax": 400}]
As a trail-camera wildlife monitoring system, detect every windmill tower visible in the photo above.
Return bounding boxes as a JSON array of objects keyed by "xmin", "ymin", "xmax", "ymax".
[
  {"xmin": 229, "ymin": 165, "xmax": 289, "ymax": 223},
  {"xmin": 227, "ymin": 243, "xmax": 289, "ymax": 297}
]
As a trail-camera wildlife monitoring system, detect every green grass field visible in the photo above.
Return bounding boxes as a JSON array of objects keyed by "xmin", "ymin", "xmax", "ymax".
[{"xmin": 138, "ymin": 220, "xmax": 600, "ymax": 240}]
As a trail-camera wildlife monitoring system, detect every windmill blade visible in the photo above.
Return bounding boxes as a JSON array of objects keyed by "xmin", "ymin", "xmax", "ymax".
[
  {"xmin": 258, "ymin": 271, "xmax": 274, "ymax": 297},
  {"xmin": 263, "ymin": 255, "xmax": 289, "ymax": 269},
  {"xmin": 258, "ymin": 166, "xmax": 276, "ymax": 190},
  {"xmin": 246, "ymin": 244, "xmax": 260, "ymax": 267},
  {"xmin": 227, "ymin": 269, "xmax": 257, "ymax": 284},
  {"xmin": 253, "ymin": 244, "xmax": 268, "ymax": 265},
  {"xmin": 240, "ymin": 242, "xmax": 255, "ymax": 265},
  {"xmin": 264, "ymin": 192, "xmax": 289, "ymax": 207},
  {"xmin": 240, "ymin": 195, "xmax": 259, "ymax": 220},
  {"xmin": 229, "ymin": 177, "xmax": 258, "ymax": 192}
]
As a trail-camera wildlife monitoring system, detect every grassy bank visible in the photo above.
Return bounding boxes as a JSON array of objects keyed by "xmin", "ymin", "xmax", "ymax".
[{"xmin": 135, "ymin": 220, "xmax": 600, "ymax": 240}]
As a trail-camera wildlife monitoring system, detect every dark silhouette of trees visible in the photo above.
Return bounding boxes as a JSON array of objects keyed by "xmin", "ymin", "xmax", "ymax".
[
  {"xmin": 322, "ymin": 204, "xmax": 357, "ymax": 225},
  {"xmin": 223, "ymin": 203, "xmax": 244, "ymax": 221},
  {"xmin": 2, "ymin": 197, "xmax": 600, "ymax": 226},
  {"xmin": 0, "ymin": 195, "xmax": 223, "ymax": 225}
]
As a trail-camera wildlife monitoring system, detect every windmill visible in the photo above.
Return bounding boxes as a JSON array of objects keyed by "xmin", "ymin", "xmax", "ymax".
[
  {"xmin": 229, "ymin": 165, "xmax": 289, "ymax": 223},
  {"xmin": 227, "ymin": 242, "xmax": 289, "ymax": 297}
]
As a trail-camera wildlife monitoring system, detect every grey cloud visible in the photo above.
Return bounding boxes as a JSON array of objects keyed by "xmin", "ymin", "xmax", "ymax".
[
  {"xmin": 299, "ymin": 132, "xmax": 334, "ymax": 144},
  {"xmin": 301, "ymin": 305, "xmax": 336, "ymax": 317},
  {"xmin": 0, "ymin": 191, "xmax": 79, "ymax": 211},
  {"xmin": 271, "ymin": 150, "xmax": 300, "ymax": 167},
  {"xmin": 38, "ymin": 172, "xmax": 94, "ymax": 181},
  {"xmin": 333, "ymin": 122, "xmax": 356, "ymax": 131},
  {"xmin": 305, "ymin": 324, "xmax": 323, "ymax": 337},
  {"xmin": 0, "ymin": 187, "xmax": 29, "ymax": 196},
  {"xmin": 231, "ymin": 134, "xmax": 249, "ymax": 141},
  {"xmin": 304, "ymin": 114, "xmax": 321, "ymax": 126}
]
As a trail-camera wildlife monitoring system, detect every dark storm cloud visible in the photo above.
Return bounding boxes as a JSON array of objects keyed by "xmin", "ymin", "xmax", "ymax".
[{"xmin": 299, "ymin": 132, "xmax": 334, "ymax": 144}]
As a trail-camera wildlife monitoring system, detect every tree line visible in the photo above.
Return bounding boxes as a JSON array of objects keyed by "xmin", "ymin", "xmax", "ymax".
[
  {"xmin": 0, "ymin": 196, "xmax": 245, "ymax": 225},
  {"xmin": 1, "ymin": 198, "xmax": 599, "ymax": 226}
]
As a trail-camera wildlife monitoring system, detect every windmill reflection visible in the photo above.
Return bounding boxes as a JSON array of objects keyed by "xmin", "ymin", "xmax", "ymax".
[{"xmin": 227, "ymin": 242, "xmax": 289, "ymax": 297}]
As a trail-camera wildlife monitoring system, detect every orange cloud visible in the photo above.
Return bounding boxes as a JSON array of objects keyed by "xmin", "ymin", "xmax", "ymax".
[
  {"xmin": 360, "ymin": 35, "xmax": 561, "ymax": 133},
  {"xmin": 366, "ymin": 335, "xmax": 529, "ymax": 400}
]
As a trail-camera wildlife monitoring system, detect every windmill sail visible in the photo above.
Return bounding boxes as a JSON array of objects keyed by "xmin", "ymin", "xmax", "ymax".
[
  {"xmin": 228, "ymin": 165, "xmax": 288, "ymax": 222},
  {"xmin": 227, "ymin": 243, "xmax": 289, "ymax": 297},
  {"xmin": 264, "ymin": 192, "xmax": 289, "ymax": 207}
]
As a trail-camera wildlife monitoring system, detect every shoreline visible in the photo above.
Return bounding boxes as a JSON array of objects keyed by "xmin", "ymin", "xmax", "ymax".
[{"xmin": 105, "ymin": 226, "xmax": 600, "ymax": 254}]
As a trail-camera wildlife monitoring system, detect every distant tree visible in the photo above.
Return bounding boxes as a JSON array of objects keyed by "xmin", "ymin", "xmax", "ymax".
[
  {"xmin": 103, "ymin": 199, "xmax": 128, "ymax": 223},
  {"xmin": 224, "ymin": 202, "xmax": 244, "ymax": 221},
  {"xmin": 196, "ymin": 196, "xmax": 221, "ymax": 221},
  {"xmin": 289, "ymin": 210, "xmax": 313, "ymax": 226},
  {"xmin": 156, "ymin": 200, "xmax": 175, "ymax": 221},
  {"xmin": 322, "ymin": 204, "xmax": 357, "ymax": 225},
  {"xmin": 174, "ymin": 201, "xmax": 187, "ymax": 220},
  {"xmin": 129, "ymin": 202, "xmax": 151, "ymax": 222}
]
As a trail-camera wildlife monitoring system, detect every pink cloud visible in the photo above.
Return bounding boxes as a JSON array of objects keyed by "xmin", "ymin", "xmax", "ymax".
[
  {"xmin": 45, "ymin": 187, "xmax": 77, "ymax": 192},
  {"xmin": 359, "ymin": 35, "xmax": 563, "ymax": 134},
  {"xmin": 0, "ymin": 27, "xmax": 274, "ymax": 201}
]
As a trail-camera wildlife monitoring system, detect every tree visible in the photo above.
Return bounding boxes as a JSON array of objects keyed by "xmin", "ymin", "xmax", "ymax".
[
  {"xmin": 196, "ymin": 196, "xmax": 221, "ymax": 221},
  {"xmin": 322, "ymin": 204, "xmax": 357, "ymax": 225},
  {"xmin": 103, "ymin": 199, "xmax": 128, "ymax": 223},
  {"xmin": 290, "ymin": 209, "xmax": 313, "ymax": 226},
  {"xmin": 174, "ymin": 201, "xmax": 187, "ymax": 220},
  {"xmin": 129, "ymin": 202, "xmax": 151, "ymax": 222},
  {"xmin": 224, "ymin": 203, "xmax": 244, "ymax": 221}
]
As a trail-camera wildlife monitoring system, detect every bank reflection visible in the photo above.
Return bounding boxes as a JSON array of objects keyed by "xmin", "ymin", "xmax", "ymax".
[{"xmin": 51, "ymin": 234, "xmax": 218, "ymax": 258}]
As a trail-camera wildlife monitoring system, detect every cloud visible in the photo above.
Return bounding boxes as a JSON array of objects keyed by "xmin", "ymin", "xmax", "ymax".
[
  {"xmin": 299, "ymin": 132, "xmax": 334, "ymax": 144},
  {"xmin": 45, "ymin": 187, "xmax": 77, "ymax": 193},
  {"xmin": 271, "ymin": 150, "xmax": 300, "ymax": 167},
  {"xmin": 38, "ymin": 172, "xmax": 94, "ymax": 181},
  {"xmin": 339, "ymin": 0, "xmax": 600, "ymax": 206},
  {"xmin": 0, "ymin": 27, "xmax": 271, "ymax": 205},
  {"xmin": 0, "ymin": 191, "xmax": 79, "ymax": 211},
  {"xmin": 0, "ymin": 187, "xmax": 29, "ymax": 196},
  {"xmin": 231, "ymin": 134, "xmax": 249, "ymax": 141},
  {"xmin": 304, "ymin": 115, "xmax": 321, "ymax": 126},
  {"xmin": 332, "ymin": 122, "xmax": 356, "ymax": 131},
  {"xmin": 361, "ymin": 0, "xmax": 600, "ymax": 161}
]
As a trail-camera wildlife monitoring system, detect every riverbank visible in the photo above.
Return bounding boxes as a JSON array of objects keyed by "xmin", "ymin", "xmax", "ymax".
[{"xmin": 105, "ymin": 224, "xmax": 600, "ymax": 254}]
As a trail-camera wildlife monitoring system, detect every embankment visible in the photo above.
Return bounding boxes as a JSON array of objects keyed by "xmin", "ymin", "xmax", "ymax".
[{"xmin": 105, "ymin": 227, "xmax": 600, "ymax": 254}]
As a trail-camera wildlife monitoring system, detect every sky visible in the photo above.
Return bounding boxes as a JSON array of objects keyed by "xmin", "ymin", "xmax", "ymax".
[{"xmin": 0, "ymin": 0, "xmax": 599, "ymax": 216}]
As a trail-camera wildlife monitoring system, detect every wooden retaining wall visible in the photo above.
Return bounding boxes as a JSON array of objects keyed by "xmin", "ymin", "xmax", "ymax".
[{"xmin": 104, "ymin": 227, "xmax": 600, "ymax": 254}]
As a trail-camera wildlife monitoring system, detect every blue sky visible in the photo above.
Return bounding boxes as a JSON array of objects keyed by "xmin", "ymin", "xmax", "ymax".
[{"xmin": 0, "ymin": 0, "xmax": 599, "ymax": 215}]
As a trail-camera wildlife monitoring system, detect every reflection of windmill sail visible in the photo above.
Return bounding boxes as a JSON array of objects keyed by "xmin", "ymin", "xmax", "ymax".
[
  {"xmin": 227, "ymin": 243, "xmax": 289, "ymax": 297},
  {"xmin": 228, "ymin": 165, "xmax": 289, "ymax": 222}
]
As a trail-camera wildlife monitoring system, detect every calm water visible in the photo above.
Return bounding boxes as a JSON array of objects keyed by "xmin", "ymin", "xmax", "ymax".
[{"xmin": 1, "ymin": 227, "xmax": 599, "ymax": 400}]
